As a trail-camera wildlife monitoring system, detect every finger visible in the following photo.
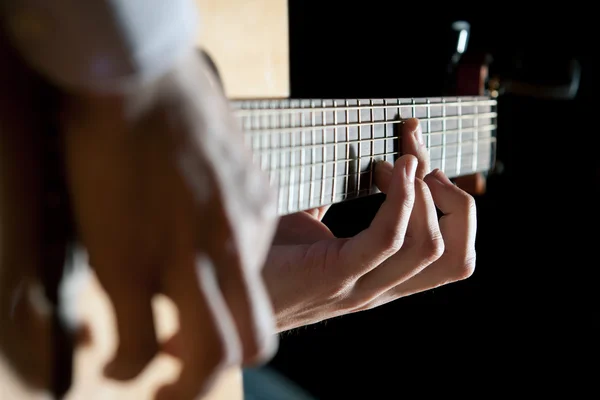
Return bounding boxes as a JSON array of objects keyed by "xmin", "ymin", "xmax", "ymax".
[
  {"xmin": 341, "ymin": 154, "xmax": 417, "ymax": 275},
  {"xmin": 156, "ymin": 257, "xmax": 240, "ymax": 400},
  {"xmin": 378, "ymin": 168, "xmax": 477, "ymax": 299},
  {"xmin": 175, "ymin": 136, "xmax": 278, "ymax": 366},
  {"xmin": 102, "ymin": 282, "xmax": 158, "ymax": 380},
  {"xmin": 356, "ymin": 178, "xmax": 443, "ymax": 297},
  {"xmin": 206, "ymin": 224, "xmax": 278, "ymax": 365},
  {"xmin": 401, "ymin": 118, "xmax": 430, "ymax": 180}
]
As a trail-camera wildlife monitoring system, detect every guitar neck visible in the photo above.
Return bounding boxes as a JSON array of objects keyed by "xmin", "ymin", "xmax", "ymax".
[{"xmin": 230, "ymin": 95, "xmax": 498, "ymax": 216}]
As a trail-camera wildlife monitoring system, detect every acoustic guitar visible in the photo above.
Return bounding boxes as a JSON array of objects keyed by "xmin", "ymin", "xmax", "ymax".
[{"xmin": 0, "ymin": 0, "xmax": 497, "ymax": 399}]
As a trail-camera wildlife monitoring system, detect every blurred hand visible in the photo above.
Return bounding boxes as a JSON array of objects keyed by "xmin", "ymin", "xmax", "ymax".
[{"xmin": 61, "ymin": 50, "xmax": 279, "ymax": 399}]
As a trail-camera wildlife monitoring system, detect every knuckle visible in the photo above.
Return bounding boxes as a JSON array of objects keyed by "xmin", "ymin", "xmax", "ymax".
[
  {"xmin": 420, "ymin": 231, "xmax": 445, "ymax": 263},
  {"xmin": 460, "ymin": 192, "xmax": 477, "ymax": 216},
  {"xmin": 325, "ymin": 279, "xmax": 354, "ymax": 304},
  {"xmin": 339, "ymin": 291, "xmax": 371, "ymax": 312},
  {"xmin": 379, "ymin": 225, "xmax": 406, "ymax": 254},
  {"xmin": 454, "ymin": 253, "xmax": 476, "ymax": 281}
]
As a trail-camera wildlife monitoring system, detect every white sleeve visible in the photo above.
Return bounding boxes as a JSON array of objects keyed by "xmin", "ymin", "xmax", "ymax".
[{"xmin": 2, "ymin": 0, "xmax": 199, "ymax": 93}]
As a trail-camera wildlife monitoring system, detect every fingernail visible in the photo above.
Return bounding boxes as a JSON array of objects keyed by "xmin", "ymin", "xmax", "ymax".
[
  {"xmin": 414, "ymin": 124, "xmax": 424, "ymax": 146},
  {"xmin": 404, "ymin": 157, "xmax": 417, "ymax": 182}
]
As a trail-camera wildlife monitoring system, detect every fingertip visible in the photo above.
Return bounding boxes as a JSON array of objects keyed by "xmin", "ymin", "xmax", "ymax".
[
  {"xmin": 425, "ymin": 168, "xmax": 454, "ymax": 187},
  {"xmin": 401, "ymin": 117, "xmax": 420, "ymax": 134},
  {"xmin": 395, "ymin": 153, "xmax": 418, "ymax": 170}
]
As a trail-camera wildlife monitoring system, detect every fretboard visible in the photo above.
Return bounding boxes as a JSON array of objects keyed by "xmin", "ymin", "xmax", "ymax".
[{"xmin": 231, "ymin": 96, "xmax": 497, "ymax": 215}]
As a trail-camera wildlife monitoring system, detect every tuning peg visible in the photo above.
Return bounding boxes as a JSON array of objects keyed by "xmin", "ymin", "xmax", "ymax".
[{"xmin": 448, "ymin": 20, "xmax": 471, "ymax": 67}]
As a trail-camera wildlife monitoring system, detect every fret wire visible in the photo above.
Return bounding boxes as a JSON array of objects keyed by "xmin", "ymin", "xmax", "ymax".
[
  {"xmin": 298, "ymin": 102, "xmax": 306, "ymax": 212},
  {"xmin": 242, "ymin": 112, "xmax": 497, "ymax": 135},
  {"xmin": 320, "ymin": 103, "xmax": 326, "ymax": 206},
  {"xmin": 368, "ymin": 99, "xmax": 375, "ymax": 191},
  {"xmin": 457, "ymin": 98, "xmax": 462, "ymax": 175},
  {"xmin": 288, "ymin": 101, "xmax": 295, "ymax": 214},
  {"xmin": 332, "ymin": 100, "xmax": 338, "ymax": 204},
  {"xmin": 268, "ymin": 103, "xmax": 273, "ymax": 185},
  {"xmin": 309, "ymin": 100, "xmax": 316, "ymax": 209},
  {"xmin": 356, "ymin": 99, "xmax": 362, "ymax": 198},
  {"xmin": 271, "ymin": 102, "xmax": 282, "ymax": 213},
  {"xmin": 260, "ymin": 137, "xmax": 496, "ymax": 173},
  {"xmin": 426, "ymin": 99, "xmax": 431, "ymax": 155},
  {"xmin": 410, "ymin": 98, "xmax": 415, "ymax": 162},
  {"xmin": 442, "ymin": 98, "xmax": 447, "ymax": 172},
  {"xmin": 253, "ymin": 124, "xmax": 497, "ymax": 155},
  {"xmin": 233, "ymin": 99, "xmax": 497, "ymax": 116},
  {"xmin": 344, "ymin": 99, "xmax": 350, "ymax": 201},
  {"xmin": 259, "ymin": 102, "xmax": 268, "ymax": 174},
  {"xmin": 383, "ymin": 99, "xmax": 388, "ymax": 170},
  {"xmin": 472, "ymin": 98, "xmax": 479, "ymax": 172},
  {"xmin": 396, "ymin": 99, "xmax": 401, "ymax": 169}
]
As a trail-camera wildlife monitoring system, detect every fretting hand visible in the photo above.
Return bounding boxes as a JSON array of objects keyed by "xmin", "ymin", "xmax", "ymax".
[{"xmin": 263, "ymin": 118, "xmax": 477, "ymax": 331}]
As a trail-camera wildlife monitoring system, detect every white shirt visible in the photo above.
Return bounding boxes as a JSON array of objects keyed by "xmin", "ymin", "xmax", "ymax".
[{"xmin": 2, "ymin": 0, "xmax": 199, "ymax": 93}]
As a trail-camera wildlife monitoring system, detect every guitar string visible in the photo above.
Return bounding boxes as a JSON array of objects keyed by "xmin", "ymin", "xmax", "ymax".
[
  {"xmin": 274, "ymin": 154, "xmax": 493, "ymax": 214},
  {"xmin": 256, "ymin": 123, "xmax": 495, "ymax": 211},
  {"xmin": 255, "ymin": 137, "xmax": 496, "ymax": 172},
  {"xmin": 239, "ymin": 113, "xmax": 496, "ymax": 135},
  {"xmin": 273, "ymin": 154, "xmax": 494, "ymax": 214},
  {"xmin": 232, "ymin": 99, "xmax": 497, "ymax": 116},
  {"xmin": 250, "ymin": 124, "xmax": 496, "ymax": 156},
  {"xmin": 237, "ymin": 99, "xmax": 496, "ymax": 213},
  {"xmin": 265, "ymin": 143, "xmax": 494, "ymax": 189}
]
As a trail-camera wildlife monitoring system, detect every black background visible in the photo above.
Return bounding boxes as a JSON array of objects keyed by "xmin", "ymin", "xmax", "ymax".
[{"xmin": 267, "ymin": 1, "xmax": 594, "ymax": 398}]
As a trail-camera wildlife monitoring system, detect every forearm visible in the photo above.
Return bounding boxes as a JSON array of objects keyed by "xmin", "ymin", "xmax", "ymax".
[{"xmin": 1, "ymin": 0, "xmax": 199, "ymax": 94}]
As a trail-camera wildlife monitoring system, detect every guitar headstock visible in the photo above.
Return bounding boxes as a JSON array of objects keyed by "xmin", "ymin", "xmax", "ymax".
[
  {"xmin": 445, "ymin": 20, "xmax": 581, "ymax": 196},
  {"xmin": 444, "ymin": 21, "xmax": 496, "ymax": 196}
]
